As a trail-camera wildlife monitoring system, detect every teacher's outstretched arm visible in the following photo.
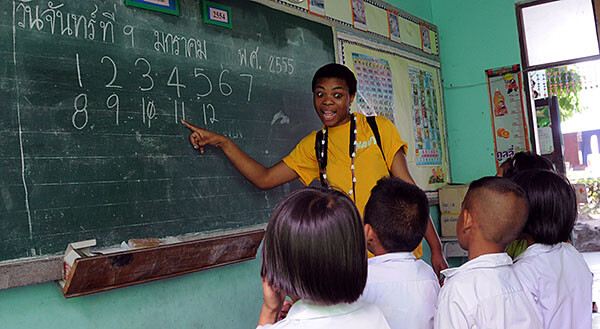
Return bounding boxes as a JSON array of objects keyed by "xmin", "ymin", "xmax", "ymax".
[{"xmin": 182, "ymin": 120, "xmax": 299, "ymax": 190}]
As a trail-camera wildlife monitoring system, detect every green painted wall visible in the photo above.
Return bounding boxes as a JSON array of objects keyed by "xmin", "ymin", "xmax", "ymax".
[
  {"xmin": 0, "ymin": 258, "xmax": 263, "ymax": 328},
  {"xmin": 430, "ymin": 0, "xmax": 523, "ymax": 183}
]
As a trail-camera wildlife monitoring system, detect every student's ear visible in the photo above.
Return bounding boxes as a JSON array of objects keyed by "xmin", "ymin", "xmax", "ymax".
[
  {"xmin": 364, "ymin": 224, "xmax": 377, "ymax": 251},
  {"xmin": 364, "ymin": 223, "xmax": 375, "ymax": 242},
  {"xmin": 349, "ymin": 93, "xmax": 356, "ymax": 105},
  {"xmin": 462, "ymin": 208, "xmax": 473, "ymax": 233}
]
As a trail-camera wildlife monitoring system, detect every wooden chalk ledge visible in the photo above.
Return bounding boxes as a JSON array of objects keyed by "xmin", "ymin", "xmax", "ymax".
[{"xmin": 61, "ymin": 229, "xmax": 265, "ymax": 298}]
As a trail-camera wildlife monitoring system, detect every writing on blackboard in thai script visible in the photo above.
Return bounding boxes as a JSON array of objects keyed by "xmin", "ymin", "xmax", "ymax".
[{"xmin": 14, "ymin": 0, "xmax": 117, "ymax": 43}]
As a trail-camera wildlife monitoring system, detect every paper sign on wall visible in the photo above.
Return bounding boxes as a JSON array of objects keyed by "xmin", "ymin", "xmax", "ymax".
[{"xmin": 486, "ymin": 65, "xmax": 530, "ymax": 168}]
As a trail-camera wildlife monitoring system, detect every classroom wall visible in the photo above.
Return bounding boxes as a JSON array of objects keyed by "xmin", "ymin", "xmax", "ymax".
[
  {"xmin": 0, "ymin": 258, "xmax": 263, "ymax": 328},
  {"xmin": 430, "ymin": 0, "xmax": 523, "ymax": 183},
  {"xmin": 1, "ymin": 1, "xmax": 520, "ymax": 327}
]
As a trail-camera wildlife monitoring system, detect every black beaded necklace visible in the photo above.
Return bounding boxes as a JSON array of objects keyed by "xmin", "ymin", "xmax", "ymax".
[{"xmin": 316, "ymin": 113, "xmax": 358, "ymax": 203}]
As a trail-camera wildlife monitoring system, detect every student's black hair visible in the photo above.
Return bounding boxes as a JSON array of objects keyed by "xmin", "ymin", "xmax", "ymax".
[
  {"xmin": 260, "ymin": 187, "xmax": 367, "ymax": 305},
  {"xmin": 499, "ymin": 151, "xmax": 554, "ymax": 179},
  {"xmin": 363, "ymin": 177, "xmax": 429, "ymax": 252},
  {"xmin": 512, "ymin": 169, "xmax": 577, "ymax": 245},
  {"xmin": 464, "ymin": 176, "xmax": 529, "ymax": 246},
  {"xmin": 311, "ymin": 63, "xmax": 357, "ymax": 96}
]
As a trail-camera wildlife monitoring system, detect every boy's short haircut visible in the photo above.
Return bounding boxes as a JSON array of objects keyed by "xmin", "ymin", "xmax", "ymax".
[
  {"xmin": 260, "ymin": 187, "xmax": 367, "ymax": 305},
  {"xmin": 464, "ymin": 176, "xmax": 529, "ymax": 248},
  {"xmin": 363, "ymin": 177, "xmax": 429, "ymax": 253},
  {"xmin": 312, "ymin": 63, "xmax": 357, "ymax": 96},
  {"xmin": 499, "ymin": 151, "xmax": 554, "ymax": 178},
  {"xmin": 512, "ymin": 169, "xmax": 576, "ymax": 244}
]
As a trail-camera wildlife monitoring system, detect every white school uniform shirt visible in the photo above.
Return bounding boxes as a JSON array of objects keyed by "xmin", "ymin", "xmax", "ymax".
[
  {"xmin": 257, "ymin": 299, "xmax": 391, "ymax": 329},
  {"xmin": 359, "ymin": 252, "xmax": 440, "ymax": 329},
  {"xmin": 434, "ymin": 253, "xmax": 542, "ymax": 329},
  {"xmin": 513, "ymin": 242, "xmax": 592, "ymax": 329}
]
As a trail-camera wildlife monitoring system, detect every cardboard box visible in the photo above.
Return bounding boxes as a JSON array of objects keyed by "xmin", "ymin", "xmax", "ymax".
[
  {"xmin": 439, "ymin": 185, "xmax": 469, "ymax": 214},
  {"xmin": 63, "ymin": 239, "xmax": 96, "ymax": 281},
  {"xmin": 441, "ymin": 213, "xmax": 460, "ymax": 237}
]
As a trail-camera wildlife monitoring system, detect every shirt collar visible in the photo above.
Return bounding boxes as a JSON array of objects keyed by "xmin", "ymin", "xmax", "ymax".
[
  {"xmin": 513, "ymin": 243, "xmax": 562, "ymax": 262},
  {"xmin": 441, "ymin": 253, "xmax": 513, "ymax": 279},
  {"xmin": 285, "ymin": 299, "xmax": 363, "ymax": 320},
  {"xmin": 368, "ymin": 252, "xmax": 415, "ymax": 265}
]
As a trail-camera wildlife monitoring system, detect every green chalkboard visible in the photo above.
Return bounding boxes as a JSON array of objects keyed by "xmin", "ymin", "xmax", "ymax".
[{"xmin": 0, "ymin": 0, "xmax": 334, "ymax": 261}]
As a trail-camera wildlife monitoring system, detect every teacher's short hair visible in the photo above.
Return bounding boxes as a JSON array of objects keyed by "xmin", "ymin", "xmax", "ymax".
[
  {"xmin": 312, "ymin": 63, "xmax": 358, "ymax": 96},
  {"xmin": 261, "ymin": 187, "xmax": 367, "ymax": 305}
]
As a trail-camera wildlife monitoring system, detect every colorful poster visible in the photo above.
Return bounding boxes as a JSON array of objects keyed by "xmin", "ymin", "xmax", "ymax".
[
  {"xmin": 528, "ymin": 70, "xmax": 548, "ymax": 100},
  {"xmin": 408, "ymin": 66, "xmax": 443, "ymax": 166},
  {"xmin": 351, "ymin": 0, "xmax": 367, "ymax": 31},
  {"xmin": 420, "ymin": 24, "xmax": 431, "ymax": 54},
  {"xmin": 352, "ymin": 53, "xmax": 396, "ymax": 123},
  {"xmin": 486, "ymin": 65, "xmax": 530, "ymax": 168},
  {"xmin": 387, "ymin": 10, "xmax": 401, "ymax": 44},
  {"xmin": 308, "ymin": 0, "xmax": 325, "ymax": 17}
]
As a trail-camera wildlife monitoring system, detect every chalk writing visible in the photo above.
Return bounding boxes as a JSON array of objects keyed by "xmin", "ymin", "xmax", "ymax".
[
  {"xmin": 106, "ymin": 93, "xmax": 119, "ymax": 125},
  {"xmin": 268, "ymin": 56, "xmax": 294, "ymax": 75},
  {"xmin": 135, "ymin": 57, "xmax": 154, "ymax": 92},
  {"xmin": 101, "ymin": 56, "xmax": 123, "ymax": 89},
  {"xmin": 72, "ymin": 93, "xmax": 88, "ymax": 130},
  {"xmin": 238, "ymin": 47, "xmax": 260, "ymax": 69},
  {"xmin": 154, "ymin": 30, "xmax": 208, "ymax": 59},
  {"xmin": 14, "ymin": 0, "xmax": 116, "ymax": 43},
  {"xmin": 167, "ymin": 66, "xmax": 186, "ymax": 98}
]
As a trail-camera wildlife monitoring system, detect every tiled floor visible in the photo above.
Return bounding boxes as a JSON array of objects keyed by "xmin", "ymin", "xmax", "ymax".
[{"xmin": 582, "ymin": 252, "xmax": 600, "ymax": 329}]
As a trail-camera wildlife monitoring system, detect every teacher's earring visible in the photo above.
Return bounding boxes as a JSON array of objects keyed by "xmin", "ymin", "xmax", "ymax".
[{"xmin": 462, "ymin": 226, "xmax": 471, "ymax": 234}]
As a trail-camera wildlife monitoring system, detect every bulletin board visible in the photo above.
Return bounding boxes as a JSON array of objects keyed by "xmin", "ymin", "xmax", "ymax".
[{"xmin": 337, "ymin": 32, "xmax": 449, "ymax": 191}]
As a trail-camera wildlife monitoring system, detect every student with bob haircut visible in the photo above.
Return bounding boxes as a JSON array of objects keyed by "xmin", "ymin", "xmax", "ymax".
[
  {"xmin": 434, "ymin": 176, "xmax": 542, "ymax": 329},
  {"xmin": 360, "ymin": 177, "xmax": 440, "ymax": 329},
  {"xmin": 497, "ymin": 151, "xmax": 555, "ymax": 259},
  {"xmin": 511, "ymin": 169, "xmax": 592, "ymax": 329},
  {"xmin": 257, "ymin": 188, "xmax": 390, "ymax": 328},
  {"xmin": 183, "ymin": 63, "xmax": 447, "ymax": 276}
]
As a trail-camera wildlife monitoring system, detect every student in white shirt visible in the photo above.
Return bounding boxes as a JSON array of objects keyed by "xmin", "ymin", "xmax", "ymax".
[
  {"xmin": 511, "ymin": 169, "xmax": 592, "ymax": 329},
  {"xmin": 434, "ymin": 176, "xmax": 542, "ymax": 329},
  {"xmin": 257, "ymin": 188, "xmax": 390, "ymax": 329},
  {"xmin": 360, "ymin": 177, "xmax": 440, "ymax": 329}
]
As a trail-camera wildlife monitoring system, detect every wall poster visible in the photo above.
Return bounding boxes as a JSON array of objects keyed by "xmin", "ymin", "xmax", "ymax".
[
  {"xmin": 352, "ymin": 53, "xmax": 396, "ymax": 123},
  {"xmin": 408, "ymin": 66, "xmax": 443, "ymax": 166},
  {"xmin": 486, "ymin": 65, "xmax": 530, "ymax": 168}
]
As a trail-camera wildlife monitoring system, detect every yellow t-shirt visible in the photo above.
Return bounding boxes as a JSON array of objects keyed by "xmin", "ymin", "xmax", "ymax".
[{"xmin": 283, "ymin": 113, "xmax": 423, "ymax": 258}]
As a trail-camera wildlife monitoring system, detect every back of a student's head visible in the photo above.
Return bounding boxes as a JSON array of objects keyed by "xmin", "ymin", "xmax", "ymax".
[
  {"xmin": 364, "ymin": 177, "xmax": 429, "ymax": 253},
  {"xmin": 312, "ymin": 63, "xmax": 357, "ymax": 96},
  {"xmin": 462, "ymin": 176, "xmax": 529, "ymax": 248},
  {"xmin": 498, "ymin": 151, "xmax": 554, "ymax": 178},
  {"xmin": 512, "ymin": 169, "xmax": 576, "ymax": 245},
  {"xmin": 261, "ymin": 187, "xmax": 367, "ymax": 306}
]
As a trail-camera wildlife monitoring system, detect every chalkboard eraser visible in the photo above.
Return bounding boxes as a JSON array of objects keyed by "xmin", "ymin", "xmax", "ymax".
[
  {"xmin": 63, "ymin": 239, "xmax": 97, "ymax": 281},
  {"xmin": 128, "ymin": 238, "xmax": 162, "ymax": 249}
]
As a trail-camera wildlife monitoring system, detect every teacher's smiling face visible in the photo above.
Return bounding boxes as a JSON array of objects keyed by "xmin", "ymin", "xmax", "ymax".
[{"xmin": 313, "ymin": 77, "xmax": 356, "ymax": 127}]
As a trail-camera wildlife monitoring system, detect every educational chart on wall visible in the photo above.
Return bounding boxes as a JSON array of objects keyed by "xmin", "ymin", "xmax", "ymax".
[
  {"xmin": 339, "ymin": 36, "xmax": 449, "ymax": 190},
  {"xmin": 0, "ymin": 0, "xmax": 334, "ymax": 261},
  {"xmin": 352, "ymin": 53, "xmax": 396, "ymax": 123},
  {"xmin": 408, "ymin": 66, "xmax": 443, "ymax": 166},
  {"xmin": 486, "ymin": 65, "xmax": 530, "ymax": 168}
]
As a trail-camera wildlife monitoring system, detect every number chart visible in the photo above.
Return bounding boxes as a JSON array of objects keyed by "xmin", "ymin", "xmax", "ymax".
[{"xmin": 0, "ymin": 0, "xmax": 334, "ymax": 261}]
